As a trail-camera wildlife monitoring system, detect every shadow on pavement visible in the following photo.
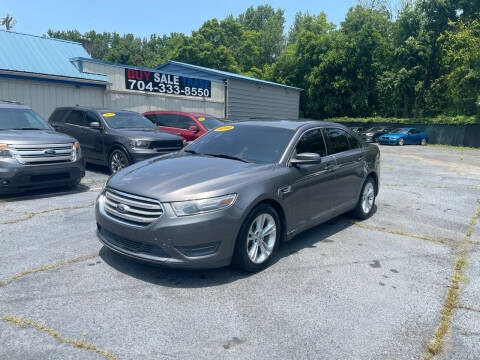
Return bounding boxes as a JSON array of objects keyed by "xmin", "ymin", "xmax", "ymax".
[{"xmin": 99, "ymin": 210, "xmax": 366, "ymax": 289}]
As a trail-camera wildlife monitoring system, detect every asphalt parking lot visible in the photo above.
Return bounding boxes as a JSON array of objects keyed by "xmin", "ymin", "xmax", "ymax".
[{"xmin": 1, "ymin": 145, "xmax": 479, "ymax": 360}]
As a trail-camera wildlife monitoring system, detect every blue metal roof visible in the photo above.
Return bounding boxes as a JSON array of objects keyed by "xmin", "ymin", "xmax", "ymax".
[
  {"xmin": 156, "ymin": 60, "xmax": 302, "ymax": 91},
  {"xmin": 0, "ymin": 30, "xmax": 109, "ymax": 83}
]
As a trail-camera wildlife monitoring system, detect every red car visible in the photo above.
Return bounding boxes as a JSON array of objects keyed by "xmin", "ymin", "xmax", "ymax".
[{"xmin": 142, "ymin": 111, "xmax": 224, "ymax": 141}]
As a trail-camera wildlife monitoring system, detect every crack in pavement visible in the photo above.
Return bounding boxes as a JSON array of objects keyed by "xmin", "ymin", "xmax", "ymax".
[
  {"xmin": 352, "ymin": 221, "xmax": 457, "ymax": 247},
  {"xmin": 2, "ymin": 315, "xmax": 116, "ymax": 360},
  {"xmin": 0, "ymin": 253, "xmax": 99, "ymax": 288},
  {"xmin": 0, "ymin": 201, "xmax": 95, "ymax": 225},
  {"xmin": 423, "ymin": 199, "xmax": 480, "ymax": 359},
  {"xmin": 456, "ymin": 305, "xmax": 480, "ymax": 313}
]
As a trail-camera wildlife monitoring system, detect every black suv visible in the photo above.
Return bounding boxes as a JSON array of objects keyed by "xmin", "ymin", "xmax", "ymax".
[
  {"xmin": 49, "ymin": 107, "xmax": 185, "ymax": 173},
  {"xmin": 0, "ymin": 101, "xmax": 85, "ymax": 194}
]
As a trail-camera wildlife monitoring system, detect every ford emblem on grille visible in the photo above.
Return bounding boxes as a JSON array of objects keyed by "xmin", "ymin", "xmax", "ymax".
[
  {"xmin": 116, "ymin": 203, "xmax": 129, "ymax": 213},
  {"xmin": 43, "ymin": 149, "xmax": 57, "ymax": 155}
]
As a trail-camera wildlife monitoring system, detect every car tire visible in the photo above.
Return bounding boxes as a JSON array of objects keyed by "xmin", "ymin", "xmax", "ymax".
[
  {"xmin": 109, "ymin": 149, "xmax": 130, "ymax": 174},
  {"xmin": 421, "ymin": 138, "xmax": 427, "ymax": 146},
  {"xmin": 232, "ymin": 203, "xmax": 281, "ymax": 272},
  {"xmin": 398, "ymin": 138, "xmax": 405, "ymax": 146},
  {"xmin": 351, "ymin": 177, "xmax": 376, "ymax": 220}
]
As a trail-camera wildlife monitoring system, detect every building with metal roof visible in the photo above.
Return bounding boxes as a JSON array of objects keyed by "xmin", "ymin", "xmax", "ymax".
[
  {"xmin": 0, "ymin": 30, "xmax": 300, "ymax": 121},
  {"xmin": 157, "ymin": 60, "xmax": 301, "ymax": 120}
]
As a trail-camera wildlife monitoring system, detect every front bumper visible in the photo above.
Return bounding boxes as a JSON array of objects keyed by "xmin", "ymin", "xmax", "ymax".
[
  {"xmin": 0, "ymin": 157, "xmax": 85, "ymax": 194},
  {"xmin": 129, "ymin": 148, "xmax": 181, "ymax": 163},
  {"xmin": 378, "ymin": 138, "xmax": 399, "ymax": 145},
  {"xmin": 363, "ymin": 135, "xmax": 376, "ymax": 142},
  {"xmin": 95, "ymin": 193, "xmax": 244, "ymax": 269}
]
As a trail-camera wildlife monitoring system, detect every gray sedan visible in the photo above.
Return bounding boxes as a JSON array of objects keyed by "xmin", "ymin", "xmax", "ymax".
[{"xmin": 95, "ymin": 120, "xmax": 380, "ymax": 272}]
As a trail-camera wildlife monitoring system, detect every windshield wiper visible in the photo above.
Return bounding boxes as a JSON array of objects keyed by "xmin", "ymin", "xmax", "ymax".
[
  {"xmin": 204, "ymin": 153, "xmax": 250, "ymax": 163},
  {"xmin": 183, "ymin": 149, "xmax": 199, "ymax": 154},
  {"xmin": 10, "ymin": 127, "xmax": 45, "ymax": 130}
]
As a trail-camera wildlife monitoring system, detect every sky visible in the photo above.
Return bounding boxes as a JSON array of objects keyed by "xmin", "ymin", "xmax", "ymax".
[{"xmin": 0, "ymin": 0, "xmax": 359, "ymax": 38}]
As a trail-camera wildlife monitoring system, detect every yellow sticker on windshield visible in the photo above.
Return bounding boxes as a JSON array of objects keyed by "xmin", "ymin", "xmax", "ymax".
[
  {"xmin": 102, "ymin": 113, "xmax": 116, "ymax": 117},
  {"xmin": 214, "ymin": 125, "xmax": 234, "ymax": 132},
  {"xmin": 198, "ymin": 117, "xmax": 205, "ymax": 121}
]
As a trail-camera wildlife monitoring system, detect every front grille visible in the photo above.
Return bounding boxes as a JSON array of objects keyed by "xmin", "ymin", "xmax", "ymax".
[
  {"xmin": 149, "ymin": 140, "xmax": 183, "ymax": 151},
  {"xmin": 99, "ymin": 226, "xmax": 169, "ymax": 258},
  {"xmin": 104, "ymin": 188, "xmax": 164, "ymax": 226},
  {"xmin": 9, "ymin": 143, "xmax": 74, "ymax": 165}
]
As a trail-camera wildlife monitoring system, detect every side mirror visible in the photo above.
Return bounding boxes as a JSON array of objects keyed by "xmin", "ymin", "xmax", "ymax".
[
  {"xmin": 290, "ymin": 152, "xmax": 322, "ymax": 165},
  {"xmin": 89, "ymin": 121, "xmax": 101, "ymax": 129},
  {"xmin": 188, "ymin": 125, "xmax": 199, "ymax": 133}
]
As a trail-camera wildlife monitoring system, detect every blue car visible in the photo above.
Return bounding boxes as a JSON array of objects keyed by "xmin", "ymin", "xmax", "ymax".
[{"xmin": 377, "ymin": 128, "xmax": 428, "ymax": 146}]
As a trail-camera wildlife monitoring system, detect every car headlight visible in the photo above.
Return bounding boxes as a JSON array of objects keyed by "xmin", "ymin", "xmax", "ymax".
[
  {"xmin": 72, "ymin": 142, "xmax": 81, "ymax": 161},
  {"xmin": 171, "ymin": 194, "xmax": 237, "ymax": 216},
  {"xmin": 130, "ymin": 140, "xmax": 150, "ymax": 148},
  {"xmin": 0, "ymin": 144, "xmax": 12, "ymax": 158}
]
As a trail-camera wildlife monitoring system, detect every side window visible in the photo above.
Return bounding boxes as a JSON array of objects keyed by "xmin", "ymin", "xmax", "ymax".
[
  {"xmin": 152, "ymin": 114, "xmax": 179, "ymax": 128},
  {"xmin": 85, "ymin": 111, "xmax": 101, "ymax": 126},
  {"xmin": 325, "ymin": 128, "xmax": 351, "ymax": 154},
  {"xmin": 65, "ymin": 110, "xmax": 87, "ymax": 127},
  {"xmin": 175, "ymin": 115, "xmax": 196, "ymax": 130},
  {"xmin": 295, "ymin": 129, "xmax": 327, "ymax": 157},
  {"xmin": 346, "ymin": 131, "xmax": 361, "ymax": 149},
  {"xmin": 49, "ymin": 109, "xmax": 69, "ymax": 124}
]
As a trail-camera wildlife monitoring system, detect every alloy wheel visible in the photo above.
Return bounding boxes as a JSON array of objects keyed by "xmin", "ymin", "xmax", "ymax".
[
  {"xmin": 110, "ymin": 151, "xmax": 128, "ymax": 173},
  {"xmin": 398, "ymin": 138, "xmax": 404, "ymax": 146},
  {"xmin": 246, "ymin": 213, "xmax": 277, "ymax": 264},
  {"xmin": 361, "ymin": 182, "xmax": 375, "ymax": 214}
]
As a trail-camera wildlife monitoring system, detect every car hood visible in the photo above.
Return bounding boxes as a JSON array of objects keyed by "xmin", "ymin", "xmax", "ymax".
[
  {"xmin": 382, "ymin": 133, "xmax": 402, "ymax": 138},
  {"xmin": 113, "ymin": 128, "xmax": 183, "ymax": 141},
  {"xmin": 107, "ymin": 153, "xmax": 275, "ymax": 202},
  {"xmin": 0, "ymin": 130, "xmax": 76, "ymax": 145}
]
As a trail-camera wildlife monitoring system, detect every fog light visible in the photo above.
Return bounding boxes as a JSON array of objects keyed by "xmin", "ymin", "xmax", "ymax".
[
  {"xmin": 176, "ymin": 242, "xmax": 220, "ymax": 257},
  {"xmin": 1, "ymin": 179, "xmax": 9, "ymax": 186}
]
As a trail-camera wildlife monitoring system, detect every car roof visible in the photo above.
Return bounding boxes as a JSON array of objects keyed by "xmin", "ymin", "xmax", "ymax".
[
  {"xmin": 0, "ymin": 101, "xmax": 30, "ymax": 110},
  {"xmin": 53, "ymin": 106, "xmax": 138, "ymax": 114},
  {"xmin": 226, "ymin": 120, "xmax": 347, "ymax": 131},
  {"xmin": 142, "ymin": 110, "xmax": 215, "ymax": 117}
]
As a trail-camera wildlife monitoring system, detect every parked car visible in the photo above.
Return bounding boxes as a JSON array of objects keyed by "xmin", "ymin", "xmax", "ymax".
[
  {"xmin": 378, "ymin": 128, "xmax": 428, "ymax": 146},
  {"xmin": 350, "ymin": 126, "xmax": 366, "ymax": 133},
  {"xmin": 49, "ymin": 107, "xmax": 185, "ymax": 174},
  {"xmin": 0, "ymin": 101, "xmax": 85, "ymax": 194},
  {"xmin": 142, "ymin": 111, "xmax": 224, "ymax": 141},
  {"xmin": 360, "ymin": 126, "xmax": 391, "ymax": 142},
  {"xmin": 96, "ymin": 121, "xmax": 380, "ymax": 272}
]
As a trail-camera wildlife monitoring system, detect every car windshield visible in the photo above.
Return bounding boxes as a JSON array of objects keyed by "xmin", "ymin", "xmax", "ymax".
[
  {"xmin": 0, "ymin": 108, "xmax": 51, "ymax": 130},
  {"xmin": 367, "ymin": 127, "xmax": 384, "ymax": 132},
  {"xmin": 184, "ymin": 125, "xmax": 294, "ymax": 164},
  {"xmin": 391, "ymin": 128, "xmax": 408, "ymax": 134},
  {"xmin": 102, "ymin": 112, "xmax": 156, "ymax": 129},
  {"xmin": 196, "ymin": 116, "xmax": 223, "ymax": 130}
]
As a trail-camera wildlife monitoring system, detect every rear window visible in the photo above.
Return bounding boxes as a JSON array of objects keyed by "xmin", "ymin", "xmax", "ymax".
[{"xmin": 0, "ymin": 108, "xmax": 51, "ymax": 130}]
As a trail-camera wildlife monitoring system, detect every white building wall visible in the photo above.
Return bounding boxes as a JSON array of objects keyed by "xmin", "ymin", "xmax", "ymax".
[
  {"xmin": 81, "ymin": 61, "xmax": 225, "ymax": 117},
  {"xmin": 0, "ymin": 77, "xmax": 104, "ymax": 119}
]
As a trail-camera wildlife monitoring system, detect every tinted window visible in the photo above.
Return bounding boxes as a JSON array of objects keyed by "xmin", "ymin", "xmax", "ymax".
[
  {"xmin": 197, "ymin": 116, "xmax": 223, "ymax": 130},
  {"xmin": 296, "ymin": 129, "xmax": 327, "ymax": 157},
  {"xmin": 325, "ymin": 128, "xmax": 351, "ymax": 154},
  {"xmin": 147, "ymin": 114, "xmax": 179, "ymax": 128},
  {"xmin": 65, "ymin": 110, "xmax": 87, "ymax": 127},
  {"xmin": 86, "ymin": 111, "xmax": 101, "ymax": 126},
  {"xmin": 346, "ymin": 132, "xmax": 361, "ymax": 149},
  {"xmin": 0, "ymin": 108, "xmax": 51, "ymax": 130},
  {"xmin": 176, "ymin": 115, "xmax": 196, "ymax": 130},
  {"xmin": 49, "ymin": 109, "xmax": 69, "ymax": 124},
  {"xmin": 391, "ymin": 128, "xmax": 408, "ymax": 134},
  {"xmin": 102, "ymin": 112, "xmax": 156, "ymax": 129},
  {"xmin": 185, "ymin": 125, "xmax": 293, "ymax": 164}
]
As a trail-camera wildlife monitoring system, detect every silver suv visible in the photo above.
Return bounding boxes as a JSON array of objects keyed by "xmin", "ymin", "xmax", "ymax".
[{"xmin": 0, "ymin": 101, "xmax": 85, "ymax": 194}]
